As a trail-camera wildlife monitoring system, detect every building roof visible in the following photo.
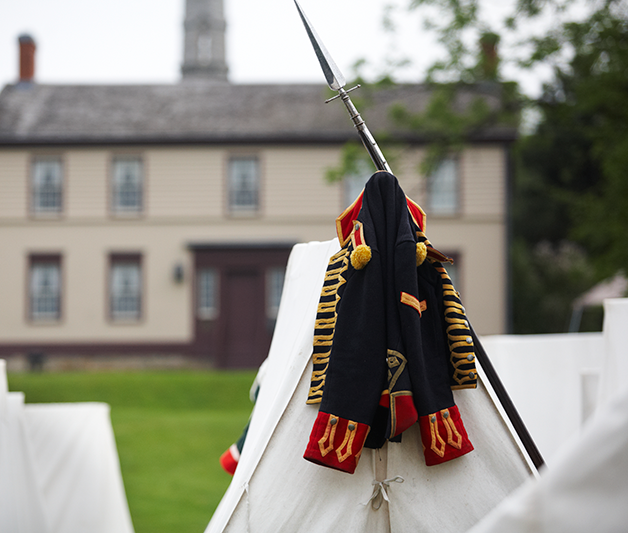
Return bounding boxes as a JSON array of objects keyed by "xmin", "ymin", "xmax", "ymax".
[{"xmin": 0, "ymin": 82, "xmax": 517, "ymax": 146}]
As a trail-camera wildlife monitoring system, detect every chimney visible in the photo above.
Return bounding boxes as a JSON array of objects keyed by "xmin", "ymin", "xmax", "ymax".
[
  {"xmin": 478, "ymin": 32, "xmax": 500, "ymax": 80},
  {"xmin": 18, "ymin": 34, "xmax": 36, "ymax": 83}
]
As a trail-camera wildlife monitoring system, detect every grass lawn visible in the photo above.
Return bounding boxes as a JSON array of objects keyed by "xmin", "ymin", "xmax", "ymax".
[{"xmin": 8, "ymin": 370, "xmax": 257, "ymax": 533}]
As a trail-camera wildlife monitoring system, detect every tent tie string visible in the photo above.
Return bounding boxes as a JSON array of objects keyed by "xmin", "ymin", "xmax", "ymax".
[{"xmin": 363, "ymin": 476, "xmax": 404, "ymax": 510}]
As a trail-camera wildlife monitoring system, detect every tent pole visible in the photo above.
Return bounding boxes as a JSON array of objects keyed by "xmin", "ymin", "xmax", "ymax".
[
  {"xmin": 294, "ymin": 0, "xmax": 545, "ymax": 473},
  {"xmin": 470, "ymin": 326, "xmax": 545, "ymax": 470}
]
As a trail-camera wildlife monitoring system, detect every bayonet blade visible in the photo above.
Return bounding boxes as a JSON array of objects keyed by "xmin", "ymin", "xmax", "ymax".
[{"xmin": 294, "ymin": 0, "xmax": 346, "ymax": 91}]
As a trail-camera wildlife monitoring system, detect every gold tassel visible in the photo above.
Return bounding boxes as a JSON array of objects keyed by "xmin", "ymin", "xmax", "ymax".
[
  {"xmin": 416, "ymin": 242, "xmax": 427, "ymax": 266},
  {"xmin": 350, "ymin": 244, "xmax": 372, "ymax": 270}
]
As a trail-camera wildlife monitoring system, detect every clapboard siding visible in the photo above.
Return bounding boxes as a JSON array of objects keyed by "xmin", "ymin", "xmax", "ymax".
[
  {"xmin": 147, "ymin": 148, "xmax": 223, "ymax": 218},
  {"xmin": 462, "ymin": 145, "xmax": 506, "ymax": 218},
  {"xmin": 0, "ymin": 151, "xmax": 28, "ymax": 218},
  {"xmin": 0, "ymin": 142, "xmax": 508, "ymax": 345},
  {"xmin": 264, "ymin": 147, "xmax": 343, "ymax": 218},
  {"xmin": 66, "ymin": 150, "xmax": 108, "ymax": 219}
]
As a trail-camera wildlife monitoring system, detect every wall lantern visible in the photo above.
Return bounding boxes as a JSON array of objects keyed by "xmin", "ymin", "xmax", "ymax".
[{"xmin": 173, "ymin": 263, "xmax": 185, "ymax": 283}]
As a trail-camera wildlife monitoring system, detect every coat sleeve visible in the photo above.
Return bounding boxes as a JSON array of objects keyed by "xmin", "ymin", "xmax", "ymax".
[{"xmin": 304, "ymin": 226, "xmax": 389, "ymax": 474}]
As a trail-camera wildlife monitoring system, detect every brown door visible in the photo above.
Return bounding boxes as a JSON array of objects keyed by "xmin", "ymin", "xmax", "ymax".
[
  {"xmin": 191, "ymin": 244, "xmax": 292, "ymax": 368},
  {"xmin": 223, "ymin": 270, "xmax": 265, "ymax": 368}
]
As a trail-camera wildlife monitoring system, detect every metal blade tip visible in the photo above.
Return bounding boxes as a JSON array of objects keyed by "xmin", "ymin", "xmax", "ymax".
[{"xmin": 294, "ymin": 0, "xmax": 346, "ymax": 91}]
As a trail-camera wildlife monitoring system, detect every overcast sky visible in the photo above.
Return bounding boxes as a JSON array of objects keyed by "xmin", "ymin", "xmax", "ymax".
[{"xmin": 1, "ymin": 0, "xmax": 562, "ymax": 94}]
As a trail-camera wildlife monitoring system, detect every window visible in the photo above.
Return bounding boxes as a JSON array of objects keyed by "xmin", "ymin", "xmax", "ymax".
[
  {"xmin": 228, "ymin": 157, "xmax": 259, "ymax": 213},
  {"xmin": 112, "ymin": 157, "xmax": 143, "ymax": 213},
  {"xmin": 266, "ymin": 267, "xmax": 285, "ymax": 319},
  {"xmin": 343, "ymin": 160, "xmax": 373, "ymax": 208},
  {"xmin": 32, "ymin": 158, "xmax": 62, "ymax": 214},
  {"xmin": 426, "ymin": 158, "xmax": 459, "ymax": 216},
  {"xmin": 197, "ymin": 268, "xmax": 219, "ymax": 319},
  {"xmin": 110, "ymin": 255, "xmax": 142, "ymax": 320},
  {"xmin": 29, "ymin": 255, "xmax": 61, "ymax": 321}
]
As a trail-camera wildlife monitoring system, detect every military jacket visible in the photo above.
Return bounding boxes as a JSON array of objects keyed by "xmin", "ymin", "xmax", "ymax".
[{"xmin": 303, "ymin": 172, "xmax": 477, "ymax": 474}]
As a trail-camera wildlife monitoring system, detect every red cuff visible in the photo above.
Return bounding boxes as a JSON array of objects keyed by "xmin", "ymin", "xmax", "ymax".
[
  {"xmin": 304, "ymin": 412, "xmax": 370, "ymax": 474},
  {"xmin": 418, "ymin": 405, "xmax": 473, "ymax": 466},
  {"xmin": 380, "ymin": 390, "xmax": 419, "ymax": 438},
  {"xmin": 219, "ymin": 444, "xmax": 240, "ymax": 476},
  {"xmin": 389, "ymin": 392, "xmax": 418, "ymax": 438}
]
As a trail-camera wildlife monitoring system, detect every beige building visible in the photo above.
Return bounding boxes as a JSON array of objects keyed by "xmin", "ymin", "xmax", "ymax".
[{"xmin": 0, "ymin": 1, "xmax": 514, "ymax": 369}]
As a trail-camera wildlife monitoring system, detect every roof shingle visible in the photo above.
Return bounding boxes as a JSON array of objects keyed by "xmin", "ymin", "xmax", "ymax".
[{"xmin": 0, "ymin": 82, "xmax": 516, "ymax": 146}]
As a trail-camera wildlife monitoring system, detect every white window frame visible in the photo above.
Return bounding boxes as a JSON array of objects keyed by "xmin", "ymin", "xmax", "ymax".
[
  {"xmin": 426, "ymin": 157, "xmax": 459, "ymax": 216},
  {"xmin": 30, "ymin": 259, "xmax": 61, "ymax": 321},
  {"xmin": 32, "ymin": 157, "xmax": 63, "ymax": 214},
  {"xmin": 112, "ymin": 156, "xmax": 143, "ymax": 214},
  {"xmin": 197, "ymin": 268, "xmax": 219, "ymax": 320},
  {"xmin": 110, "ymin": 258, "xmax": 142, "ymax": 321},
  {"xmin": 228, "ymin": 157, "xmax": 259, "ymax": 214}
]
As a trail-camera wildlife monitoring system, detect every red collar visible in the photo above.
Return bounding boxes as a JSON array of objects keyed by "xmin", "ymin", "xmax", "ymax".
[{"xmin": 336, "ymin": 191, "xmax": 426, "ymax": 246}]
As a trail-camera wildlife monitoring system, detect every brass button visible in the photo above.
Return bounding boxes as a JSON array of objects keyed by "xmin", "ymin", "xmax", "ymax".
[
  {"xmin": 348, "ymin": 423, "xmax": 356, "ymax": 431},
  {"xmin": 330, "ymin": 417, "xmax": 337, "ymax": 426}
]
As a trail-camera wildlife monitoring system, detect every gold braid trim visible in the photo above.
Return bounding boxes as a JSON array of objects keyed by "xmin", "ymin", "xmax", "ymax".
[
  {"xmin": 307, "ymin": 248, "xmax": 350, "ymax": 403},
  {"xmin": 451, "ymin": 358, "xmax": 474, "ymax": 369},
  {"xmin": 336, "ymin": 421, "xmax": 358, "ymax": 463},
  {"xmin": 433, "ymin": 264, "xmax": 478, "ymax": 389},
  {"xmin": 312, "ymin": 350, "xmax": 331, "ymax": 364},
  {"xmin": 320, "ymin": 286, "xmax": 339, "ymax": 297},
  {"xmin": 317, "ymin": 300, "xmax": 337, "ymax": 313},
  {"xmin": 441, "ymin": 409, "xmax": 462, "ymax": 449},
  {"xmin": 414, "ymin": 227, "xmax": 476, "ymax": 389},
  {"xmin": 313, "ymin": 333, "xmax": 334, "ymax": 346},
  {"xmin": 429, "ymin": 414, "xmax": 446, "ymax": 458},
  {"xmin": 318, "ymin": 416, "xmax": 338, "ymax": 457},
  {"xmin": 310, "ymin": 365, "xmax": 329, "ymax": 379}
]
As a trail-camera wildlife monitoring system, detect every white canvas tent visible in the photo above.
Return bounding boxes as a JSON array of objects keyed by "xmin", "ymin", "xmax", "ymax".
[
  {"xmin": 480, "ymin": 332, "xmax": 605, "ymax": 465},
  {"xmin": 0, "ymin": 363, "xmax": 50, "ymax": 533},
  {"xmin": 206, "ymin": 240, "xmax": 535, "ymax": 533},
  {"xmin": 469, "ymin": 298, "xmax": 628, "ymax": 533},
  {"xmin": 0, "ymin": 360, "xmax": 135, "ymax": 533}
]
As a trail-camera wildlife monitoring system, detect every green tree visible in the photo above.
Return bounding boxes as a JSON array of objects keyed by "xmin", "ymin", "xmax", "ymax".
[
  {"xmin": 511, "ymin": 1, "xmax": 628, "ymax": 330},
  {"xmin": 338, "ymin": 0, "xmax": 628, "ymax": 332}
]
